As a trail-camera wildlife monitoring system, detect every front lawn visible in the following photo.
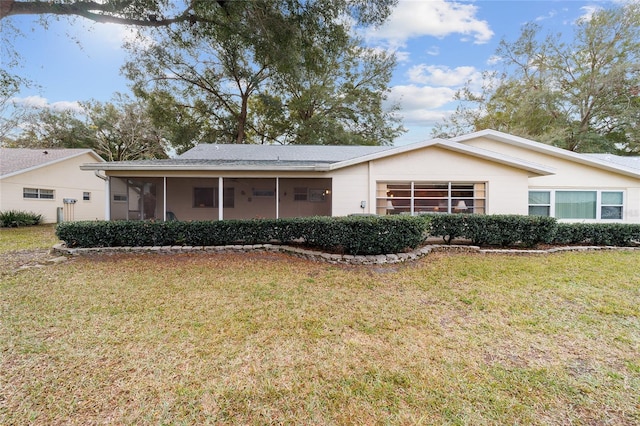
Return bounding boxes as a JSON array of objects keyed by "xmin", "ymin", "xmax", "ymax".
[{"xmin": 1, "ymin": 231, "xmax": 638, "ymax": 424}]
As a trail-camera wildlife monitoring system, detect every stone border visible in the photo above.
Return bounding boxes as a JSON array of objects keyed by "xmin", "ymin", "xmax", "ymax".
[{"xmin": 52, "ymin": 243, "xmax": 640, "ymax": 266}]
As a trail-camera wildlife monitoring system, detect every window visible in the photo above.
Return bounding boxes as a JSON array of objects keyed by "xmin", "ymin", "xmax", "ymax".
[
  {"xmin": 376, "ymin": 182, "xmax": 486, "ymax": 215},
  {"xmin": 252, "ymin": 188, "xmax": 275, "ymax": 197},
  {"xmin": 556, "ymin": 191, "xmax": 596, "ymax": 219},
  {"xmin": 23, "ymin": 188, "xmax": 54, "ymax": 200},
  {"xmin": 601, "ymin": 191, "xmax": 623, "ymax": 219},
  {"xmin": 308, "ymin": 188, "xmax": 326, "ymax": 202},
  {"xmin": 528, "ymin": 191, "xmax": 551, "ymax": 216},
  {"xmin": 194, "ymin": 187, "xmax": 215, "ymax": 208},
  {"xmin": 293, "ymin": 187, "xmax": 307, "ymax": 201},
  {"xmin": 83, "ymin": 192, "xmax": 91, "ymax": 201},
  {"xmin": 113, "ymin": 194, "xmax": 127, "ymax": 202},
  {"xmin": 194, "ymin": 187, "xmax": 234, "ymax": 208},
  {"xmin": 528, "ymin": 190, "xmax": 623, "ymax": 220}
]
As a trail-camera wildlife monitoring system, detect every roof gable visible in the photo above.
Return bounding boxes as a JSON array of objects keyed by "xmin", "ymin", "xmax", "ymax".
[
  {"xmin": 451, "ymin": 129, "xmax": 640, "ymax": 179},
  {"xmin": 0, "ymin": 148, "xmax": 104, "ymax": 179}
]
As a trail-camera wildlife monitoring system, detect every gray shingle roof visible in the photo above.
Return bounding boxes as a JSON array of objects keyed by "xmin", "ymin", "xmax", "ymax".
[
  {"xmin": 177, "ymin": 144, "xmax": 392, "ymax": 163},
  {"xmin": 583, "ymin": 154, "xmax": 640, "ymax": 171},
  {"xmin": 0, "ymin": 148, "xmax": 98, "ymax": 178}
]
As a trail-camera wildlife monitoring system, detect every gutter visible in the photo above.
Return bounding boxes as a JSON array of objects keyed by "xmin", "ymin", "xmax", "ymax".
[{"xmin": 94, "ymin": 170, "xmax": 107, "ymax": 181}]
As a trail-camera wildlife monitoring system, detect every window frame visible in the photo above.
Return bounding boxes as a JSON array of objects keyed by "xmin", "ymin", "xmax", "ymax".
[
  {"xmin": 23, "ymin": 187, "xmax": 54, "ymax": 200},
  {"xmin": 376, "ymin": 181, "xmax": 486, "ymax": 215},
  {"xmin": 528, "ymin": 189, "xmax": 624, "ymax": 220}
]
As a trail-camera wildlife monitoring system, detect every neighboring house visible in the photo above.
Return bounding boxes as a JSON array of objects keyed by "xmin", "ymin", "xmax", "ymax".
[
  {"xmin": 0, "ymin": 148, "xmax": 106, "ymax": 223},
  {"xmin": 78, "ymin": 130, "xmax": 640, "ymax": 223}
]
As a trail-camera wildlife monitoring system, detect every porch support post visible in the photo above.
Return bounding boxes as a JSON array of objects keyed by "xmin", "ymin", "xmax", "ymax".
[
  {"xmin": 163, "ymin": 176, "xmax": 167, "ymax": 221},
  {"xmin": 218, "ymin": 176, "xmax": 224, "ymax": 221},
  {"xmin": 275, "ymin": 177, "xmax": 280, "ymax": 219},
  {"xmin": 105, "ymin": 176, "xmax": 110, "ymax": 220}
]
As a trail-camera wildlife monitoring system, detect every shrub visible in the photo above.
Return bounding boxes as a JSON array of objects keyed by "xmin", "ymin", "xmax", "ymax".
[
  {"xmin": 427, "ymin": 214, "xmax": 557, "ymax": 247},
  {"xmin": 553, "ymin": 223, "xmax": 640, "ymax": 246},
  {"xmin": 56, "ymin": 215, "xmax": 431, "ymax": 256},
  {"xmin": 0, "ymin": 210, "xmax": 43, "ymax": 227}
]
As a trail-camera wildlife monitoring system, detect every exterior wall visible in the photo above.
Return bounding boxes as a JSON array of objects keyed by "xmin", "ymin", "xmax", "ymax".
[
  {"xmin": 361, "ymin": 146, "xmax": 532, "ymax": 215},
  {"xmin": 330, "ymin": 162, "xmax": 372, "ymax": 216},
  {"xmin": 463, "ymin": 137, "xmax": 640, "ymax": 222},
  {"xmin": 0, "ymin": 153, "xmax": 106, "ymax": 223}
]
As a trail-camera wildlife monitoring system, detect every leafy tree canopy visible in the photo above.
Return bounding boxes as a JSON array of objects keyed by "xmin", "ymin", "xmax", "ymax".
[
  {"xmin": 434, "ymin": 3, "xmax": 640, "ymax": 154},
  {"xmin": 6, "ymin": 95, "xmax": 169, "ymax": 160}
]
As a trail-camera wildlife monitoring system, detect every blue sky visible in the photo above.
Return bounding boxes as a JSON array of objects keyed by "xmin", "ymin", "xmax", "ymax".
[{"xmin": 3, "ymin": 0, "xmax": 626, "ymax": 146}]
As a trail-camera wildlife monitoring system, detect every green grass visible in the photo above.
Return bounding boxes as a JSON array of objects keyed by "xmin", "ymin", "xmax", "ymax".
[
  {"xmin": 1, "ymin": 227, "xmax": 639, "ymax": 425},
  {"xmin": 0, "ymin": 224, "xmax": 60, "ymax": 252}
]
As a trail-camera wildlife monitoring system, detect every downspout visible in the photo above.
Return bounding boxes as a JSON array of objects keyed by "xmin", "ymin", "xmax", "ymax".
[{"xmin": 94, "ymin": 171, "xmax": 110, "ymax": 221}]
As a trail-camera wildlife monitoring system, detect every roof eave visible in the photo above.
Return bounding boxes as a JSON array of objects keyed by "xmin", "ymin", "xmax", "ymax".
[{"xmin": 81, "ymin": 163, "xmax": 331, "ymax": 172}]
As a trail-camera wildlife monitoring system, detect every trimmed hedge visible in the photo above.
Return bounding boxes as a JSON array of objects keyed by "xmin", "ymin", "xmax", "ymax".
[
  {"xmin": 0, "ymin": 210, "xmax": 43, "ymax": 227},
  {"xmin": 55, "ymin": 215, "xmax": 431, "ymax": 256},
  {"xmin": 552, "ymin": 223, "xmax": 640, "ymax": 246},
  {"xmin": 428, "ymin": 214, "xmax": 558, "ymax": 247},
  {"xmin": 429, "ymin": 214, "xmax": 640, "ymax": 247}
]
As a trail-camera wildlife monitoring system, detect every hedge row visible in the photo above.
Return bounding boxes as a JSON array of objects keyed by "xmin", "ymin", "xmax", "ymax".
[
  {"xmin": 553, "ymin": 223, "xmax": 640, "ymax": 246},
  {"xmin": 55, "ymin": 215, "xmax": 431, "ymax": 256},
  {"xmin": 428, "ymin": 214, "xmax": 558, "ymax": 247},
  {"xmin": 429, "ymin": 214, "xmax": 640, "ymax": 247}
]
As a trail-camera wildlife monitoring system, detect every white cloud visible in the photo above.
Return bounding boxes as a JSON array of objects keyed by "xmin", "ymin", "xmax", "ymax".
[
  {"xmin": 577, "ymin": 5, "xmax": 602, "ymax": 22},
  {"xmin": 395, "ymin": 50, "xmax": 412, "ymax": 63},
  {"xmin": 535, "ymin": 9, "xmax": 557, "ymax": 22},
  {"xmin": 407, "ymin": 64, "xmax": 480, "ymax": 87},
  {"xmin": 12, "ymin": 96, "xmax": 84, "ymax": 113},
  {"xmin": 426, "ymin": 46, "xmax": 440, "ymax": 56},
  {"xmin": 486, "ymin": 55, "xmax": 502, "ymax": 66},
  {"xmin": 387, "ymin": 84, "xmax": 457, "ymax": 127},
  {"xmin": 365, "ymin": 0, "xmax": 493, "ymax": 48}
]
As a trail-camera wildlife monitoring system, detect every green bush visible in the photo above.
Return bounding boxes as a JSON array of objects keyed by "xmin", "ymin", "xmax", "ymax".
[
  {"xmin": 553, "ymin": 223, "xmax": 640, "ymax": 246},
  {"xmin": 0, "ymin": 210, "xmax": 43, "ymax": 227},
  {"xmin": 428, "ymin": 214, "xmax": 557, "ymax": 247},
  {"xmin": 56, "ymin": 215, "xmax": 431, "ymax": 256}
]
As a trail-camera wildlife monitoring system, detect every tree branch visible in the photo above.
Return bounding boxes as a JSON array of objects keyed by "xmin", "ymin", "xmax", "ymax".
[{"xmin": 1, "ymin": 0, "xmax": 203, "ymax": 27}]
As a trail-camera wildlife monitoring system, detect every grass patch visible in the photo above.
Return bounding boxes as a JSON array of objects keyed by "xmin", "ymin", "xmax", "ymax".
[
  {"xmin": 0, "ymin": 224, "xmax": 60, "ymax": 253},
  {"xmin": 1, "ymin": 230, "xmax": 639, "ymax": 424}
]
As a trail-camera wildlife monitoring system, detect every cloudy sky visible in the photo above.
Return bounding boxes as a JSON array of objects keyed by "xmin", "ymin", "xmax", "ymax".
[{"xmin": 4, "ymin": 0, "xmax": 625, "ymax": 146}]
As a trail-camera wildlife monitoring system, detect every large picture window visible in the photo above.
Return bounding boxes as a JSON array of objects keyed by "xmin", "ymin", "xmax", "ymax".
[
  {"xmin": 528, "ymin": 190, "xmax": 623, "ymax": 220},
  {"xmin": 376, "ymin": 182, "xmax": 486, "ymax": 215}
]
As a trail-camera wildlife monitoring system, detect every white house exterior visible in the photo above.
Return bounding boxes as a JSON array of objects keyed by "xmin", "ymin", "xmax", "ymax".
[
  {"xmin": 0, "ymin": 148, "xmax": 106, "ymax": 223},
  {"xmin": 78, "ymin": 130, "xmax": 640, "ymax": 223}
]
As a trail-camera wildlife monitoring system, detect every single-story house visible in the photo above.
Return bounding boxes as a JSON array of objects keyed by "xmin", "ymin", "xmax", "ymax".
[
  {"xmin": 0, "ymin": 148, "xmax": 106, "ymax": 223},
  {"xmin": 78, "ymin": 130, "xmax": 640, "ymax": 223}
]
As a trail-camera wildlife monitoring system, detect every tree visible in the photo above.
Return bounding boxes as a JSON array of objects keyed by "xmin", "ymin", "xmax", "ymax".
[
  {"xmin": 0, "ymin": 71, "xmax": 29, "ymax": 143},
  {"xmin": 83, "ymin": 96, "xmax": 169, "ymax": 161},
  {"xmin": 434, "ymin": 4, "xmax": 640, "ymax": 154},
  {"xmin": 254, "ymin": 41, "xmax": 404, "ymax": 145},
  {"xmin": 1, "ymin": 1, "xmax": 396, "ymax": 27},
  {"xmin": 9, "ymin": 107, "xmax": 95, "ymax": 149},
  {"xmin": 126, "ymin": 24, "xmax": 270, "ymax": 146},
  {"xmin": 126, "ymin": 6, "xmax": 403, "ymax": 147},
  {"xmin": 8, "ymin": 95, "xmax": 169, "ymax": 160}
]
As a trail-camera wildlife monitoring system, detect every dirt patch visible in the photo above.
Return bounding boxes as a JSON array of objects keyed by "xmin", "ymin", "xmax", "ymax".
[{"xmin": 0, "ymin": 249, "xmax": 59, "ymax": 275}]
